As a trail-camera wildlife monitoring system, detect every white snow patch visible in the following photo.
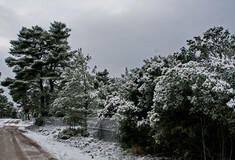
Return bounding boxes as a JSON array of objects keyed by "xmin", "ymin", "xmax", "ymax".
[
  {"xmin": 0, "ymin": 118, "xmax": 33, "ymax": 129},
  {"xmin": 25, "ymin": 124, "xmax": 157, "ymax": 160},
  {"xmin": 227, "ymin": 99, "xmax": 234, "ymax": 108},
  {"xmin": 24, "ymin": 130, "xmax": 104, "ymax": 160}
]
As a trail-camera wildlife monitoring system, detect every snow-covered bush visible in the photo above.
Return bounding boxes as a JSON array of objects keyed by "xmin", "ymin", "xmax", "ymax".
[
  {"xmin": 101, "ymin": 27, "xmax": 235, "ymax": 158},
  {"xmin": 149, "ymin": 27, "xmax": 235, "ymax": 159}
]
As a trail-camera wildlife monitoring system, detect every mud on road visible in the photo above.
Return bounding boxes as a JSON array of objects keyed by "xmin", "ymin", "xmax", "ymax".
[{"xmin": 0, "ymin": 124, "xmax": 57, "ymax": 160}]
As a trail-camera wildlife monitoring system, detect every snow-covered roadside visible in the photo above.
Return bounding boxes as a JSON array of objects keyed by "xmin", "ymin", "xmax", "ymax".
[
  {"xmin": 0, "ymin": 118, "xmax": 34, "ymax": 129},
  {"xmin": 26, "ymin": 125, "xmax": 158, "ymax": 160},
  {"xmin": 1, "ymin": 119, "xmax": 158, "ymax": 160},
  {"xmin": 24, "ymin": 130, "xmax": 106, "ymax": 160},
  {"xmin": 0, "ymin": 119, "xmax": 106, "ymax": 160},
  {"xmin": 25, "ymin": 125, "xmax": 128, "ymax": 160},
  {"xmin": 0, "ymin": 118, "xmax": 11, "ymax": 127}
]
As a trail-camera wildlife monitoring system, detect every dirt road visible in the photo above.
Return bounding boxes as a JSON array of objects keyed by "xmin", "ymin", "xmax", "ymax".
[{"xmin": 0, "ymin": 125, "xmax": 57, "ymax": 160}]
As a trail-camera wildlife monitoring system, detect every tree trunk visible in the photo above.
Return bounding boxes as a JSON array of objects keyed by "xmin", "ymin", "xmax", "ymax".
[
  {"xmin": 49, "ymin": 79, "xmax": 54, "ymax": 93},
  {"xmin": 84, "ymin": 71, "xmax": 88, "ymax": 134},
  {"xmin": 229, "ymin": 139, "xmax": 233, "ymax": 160},
  {"xmin": 84, "ymin": 97, "xmax": 88, "ymax": 135},
  {"xmin": 201, "ymin": 117, "xmax": 207, "ymax": 160},
  {"xmin": 39, "ymin": 79, "xmax": 45, "ymax": 116}
]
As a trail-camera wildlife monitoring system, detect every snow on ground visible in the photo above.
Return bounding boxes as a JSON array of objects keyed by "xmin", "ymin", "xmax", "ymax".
[
  {"xmin": 1, "ymin": 118, "xmax": 103, "ymax": 160},
  {"xmin": 0, "ymin": 118, "xmax": 33, "ymax": 129},
  {"xmin": 25, "ymin": 130, "xmax": 106, "ymax": 160},
  {"xmin": 0, "ymin": 119, "xmax": 158, "ymax": 160},
  {"xmin": 26, "ymin": 125, "xmax": 158, "ymax": 160},
  {"xmin": 0, "ymin": 118, "xmax": 11, "ymax": 127}
]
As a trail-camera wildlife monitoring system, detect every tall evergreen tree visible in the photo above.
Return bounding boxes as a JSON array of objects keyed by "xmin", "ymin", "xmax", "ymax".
[
  {"xmin": 44, "ymin": 21, "xmax": 75, "ymax": 109},
  {"xmin": 2, "ymin": 25, "xmax": 47, "ymax": 117},
  {"xmin": 2, "ymin": 22, "xmax": 74, "ymax": 118}
]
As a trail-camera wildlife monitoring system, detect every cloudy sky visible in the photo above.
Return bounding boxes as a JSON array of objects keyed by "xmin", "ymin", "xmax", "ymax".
[{"xmin": 1, "ymin": 0, "xmax": 235, "ymax": 81}]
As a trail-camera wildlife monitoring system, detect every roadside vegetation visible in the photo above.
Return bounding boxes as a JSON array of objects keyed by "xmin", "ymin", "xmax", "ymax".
[
  {"xmin": 1, "ymin": 22, "xmax": 235, "ymax": 159},
  {"xmin": 0, "ymin": 88, "xmax": 16, "ymax": 118}
]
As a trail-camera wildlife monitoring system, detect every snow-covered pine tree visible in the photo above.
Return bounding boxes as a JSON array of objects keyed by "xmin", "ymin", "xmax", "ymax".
[
  {"xmin": 52, "ymin": 49, "xmax": 97, "ymax": 135},
  {"xmin": 93, "ymin": 69, "xmax": 112, "ymax": 110},
  {"xmin": 44, "ymin": 21, "xmax": 75, "ymax": 106},
  {"xmin": 2, "ymin": 26, "xmax": 47, "ymax": 117},
  {"xmin": 2, "ymin": 22, "xmax": 75, "ymax": 119}
]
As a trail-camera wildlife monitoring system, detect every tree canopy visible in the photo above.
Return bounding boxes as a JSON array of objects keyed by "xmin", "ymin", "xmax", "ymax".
[
  {"xmin": 101, "ymin": 27, "xmax": 235, "ymax": 159},
  {"xmin": 2, "ymin": 21, "xmax": 75, "ymax": 118}
]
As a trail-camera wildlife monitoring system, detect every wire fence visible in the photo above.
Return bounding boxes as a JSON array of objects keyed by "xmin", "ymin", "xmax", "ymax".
[
  {"xmin": 87, "ymin": 117, "xmax": 120, "ymax": 142},
  {"xmin": 42, "ymin": 117, "xmax": 120, "ymax": 142}
]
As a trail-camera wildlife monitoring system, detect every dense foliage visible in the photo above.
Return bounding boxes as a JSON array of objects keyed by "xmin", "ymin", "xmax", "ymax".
[
  {"xmin": 52, "ymin": 49, "xmax": 97, "ymax": 135},
  {"xmin": 1, "ymin": 23, "xmax": 235, "ymax": 159},
  {"xmin": 1, "ymin": 22, "xmax": 75, "ymax": 118},
  {"xmin": 102, "ymin": 27, "xmax": 235, "ymax": 159},
  {"xmin": 0, "ymin": 88, "xmax": 16, "ymax": 118},
  {"xmin": 149, "ymin": 27, "xmax": 235, "ymax": 159}
]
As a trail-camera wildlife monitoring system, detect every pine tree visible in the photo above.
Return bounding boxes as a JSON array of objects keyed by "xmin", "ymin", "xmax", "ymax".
[
  {"xmin": 52, "ymin": 49, "xmax": 97, "ymax": 135},
  {"xmin": 44, "ymin": 21, "xmax": 75, "ymax": 106},
  {"xmin": 2, "ymin": 22, "xmax": 74, "ymax": 118},
  {"xmin": 94, "ymin": 69, "xmax": 112, "ymax": 110},
  {"xmin": 2, "ymin": 25, "xmax": 47, "ymax": 117}
]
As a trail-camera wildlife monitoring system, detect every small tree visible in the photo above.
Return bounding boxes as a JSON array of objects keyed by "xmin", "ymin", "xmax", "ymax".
[{"xmin": 52, "ymin": 49, "xmax": 96, "ymax": 135}]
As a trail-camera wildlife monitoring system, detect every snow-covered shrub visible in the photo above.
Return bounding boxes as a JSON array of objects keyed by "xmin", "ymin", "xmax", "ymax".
[{"xmin": 150, "ymin": 27, "xmax": 235, "ymax": 159}]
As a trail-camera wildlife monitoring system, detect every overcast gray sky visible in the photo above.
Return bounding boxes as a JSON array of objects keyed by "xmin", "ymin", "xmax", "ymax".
[{"xmin": 1, "ymin": 0, "xmax": 235, "ymax": 81}]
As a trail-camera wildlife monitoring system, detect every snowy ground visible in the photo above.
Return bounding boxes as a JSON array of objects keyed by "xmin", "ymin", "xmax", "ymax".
[
  {"xmin": 25, "ymin": 130, "xmax": 105, "ymax": 160},
  {"xmin": 26, "ymin": 125, "xmax": 158, "ymax": 160},
  {"xmin": 0, "ymin": 118, "xmax": 34, "ymax": 129},
  {"xmin": 0, "ymin": 118, "xmax": 159, "ymax": 160}
]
